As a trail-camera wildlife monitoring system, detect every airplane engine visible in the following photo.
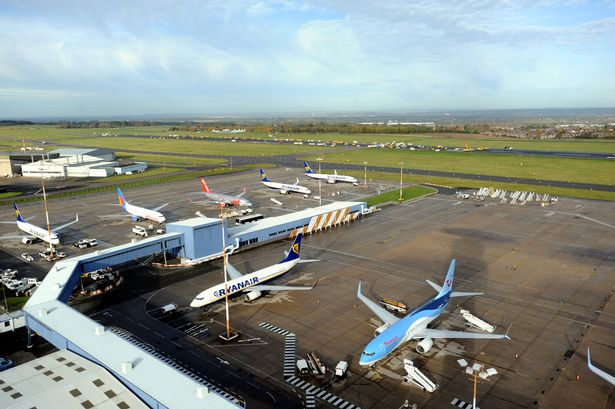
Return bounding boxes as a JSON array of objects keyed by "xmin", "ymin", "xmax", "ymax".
[
  {"xmin": 374, "ymin": 323, "xmax": 390, "ymax": 337},
  {"xmin": 327, "ymin": 179, "xmax": 336, "ymax": 184},
  {"xmin": 131, "ymin": 215, "xmax": 141, "ymax": 222},
  {"xmin": 244, "ymin": 290, "xmax": 262, "ymax": 302},
  {"xmin": 21, "ymin": 237, "xmax": 33, "ymax": 245},
  {"xmin": 279, "ymin": 189, "xmax": 288, "ymax": 195},
  {"xmin": 416, "ymin": 338, "xmax": 434, "ymax": 354}
]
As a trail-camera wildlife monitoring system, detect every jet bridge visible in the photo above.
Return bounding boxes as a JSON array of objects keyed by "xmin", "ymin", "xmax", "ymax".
[{"xmin": 22, "ymin": 232, "xmax": 241, "ymax": 409}]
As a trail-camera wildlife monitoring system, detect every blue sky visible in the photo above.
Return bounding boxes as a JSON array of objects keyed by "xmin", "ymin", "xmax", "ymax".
[{"xmin": 1, "ymin": 0, "xmax": 614, "ymax": 118}]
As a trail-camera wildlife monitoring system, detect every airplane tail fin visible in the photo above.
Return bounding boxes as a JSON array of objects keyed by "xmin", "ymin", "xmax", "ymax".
[
  {"xmin": 117, "ymin": 187, "xmax": 128, "ymax": 209},
  {"xmin": 304, "ymin": 162, "xmax": 314, "ymax": 174},
  {"xmin": 260, "ymin": 169, "xmax": 270, "ymax": 182},
  {"xmin": 438, "ymin": 259, "xmax": 455, "ymax": 297},
  {"xmin": 200, "ymin": 177, "xmax": 212, "ymax": 193},
  {"xmin": 279, "ymin": 233, "xmax": 302, "ymax": 263},
  {"xmin": 13, "ymin": 203, "xmax": 24, "ymax": 223}
]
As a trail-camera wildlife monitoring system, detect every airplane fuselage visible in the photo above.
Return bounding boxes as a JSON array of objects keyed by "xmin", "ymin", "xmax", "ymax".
[
  {"xmin": 261, "ymin": 180, "xmax": 311, "ymax": 195},
  {"xmin": 204, "ymin": 192, "xmax": 251, "ymax": 207},
  {"xmin": 16, "ymin": 220, "xmax": 59, "ymax": 245},
  {"xmin": 190, "ymin": 259, "xmax": 299, "ymax": 307},
  {"xmin": 306, "ymin": 173, "xmax": 358, "ymax": 184},
  {"xmin": 359, "ymin": 292, "xmax": 450, "ymax": 366},
  {"xmin": 123, "ymin": 202, "xmax": 166, "ymax": 223}
]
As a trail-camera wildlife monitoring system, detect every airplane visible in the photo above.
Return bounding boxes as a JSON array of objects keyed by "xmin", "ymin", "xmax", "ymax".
[
  {"xmin": 357, "ymin": 259, "xmax": 510, "ymax": 366},
  {"xmin": 259, "ymin": 169, "xmax": 311, "ymax": 196},
  {"xmin": 196, "ymin": 177, "xmax": 252, "ymax": 207},
  {"xmin": 0, "ymin": 203, "xmax": 78, "ymax": 245},
  {"xmin": 117, "ymin": 187, "xmax": 167, "ymax": 223},
  {"xmin": 190, "ymin": 233, "xmax": 317, "ymax": 307},
  {"xmin": 304, "ymin": 162, "xmax": 358, "ymax": 185},
  {"xmin": 587, "ymin": 347, "xmax": 615, "ymax": 385}
]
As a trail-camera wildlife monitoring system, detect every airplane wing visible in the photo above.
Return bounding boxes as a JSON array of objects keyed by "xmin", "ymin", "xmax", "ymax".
[
  {"xmin": 153, "ymin": 203, "xmax": 169, "ymax": 212},
  {"xmin": 588, "ymin": 348, "xmax": 615, "ymax": 385},
  {"xmin": 357, "ymin": 282, "xmax": 400, "ymax": 327},
  {"xmin": 0, "ymin": 235, "xmax": 34, "ymax": 241},
  {"xmin": 413, "ymin": 328, "xmax": 510, "ymax": 340},
  {"xmin": 236, "ymin": 188, "xmax": 246, "ymax": 198},
  {"xmin": 293, "ymin": 178, "xmax": 300, "ymax": 186},
  {"xmin": 225, "ymin": 261, "xmax": 243, "ymax": 280},
  {"xmin": 52, "ymin": 214, "xmax": 79, "ymax": 233},
  {"xmin": 249, "ymin": 280, "xmax": 318, "ymax": 292}
]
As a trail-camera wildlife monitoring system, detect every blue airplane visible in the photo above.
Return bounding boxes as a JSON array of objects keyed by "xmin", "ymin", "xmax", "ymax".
[{"xmin": 357, "ymin": 259, "xmax": 510, "ymax": 366}]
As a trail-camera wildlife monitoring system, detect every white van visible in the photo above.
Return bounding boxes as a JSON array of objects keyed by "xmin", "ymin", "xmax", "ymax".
[{"xmin": 296, "ymin": 359, "xmax": 309, "ymax": 375}]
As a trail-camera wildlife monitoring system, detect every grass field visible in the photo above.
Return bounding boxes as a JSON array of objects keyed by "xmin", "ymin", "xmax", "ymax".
[
  {"xmin": 345, "ymin": 170, "xmax": 615, "ymax": 202},
  {"xmin": 0, "ymin": 191, "xmax": 22, "ymax": 199},
  {"xmin": 2, "ymin": 125, "xmax": 615, "ymax": 153},
  {"xmin": 117, "ymin": 152, "xmax": 225, "ymax": 167},
  {"xmin": 366, "ymin": 185, "xmax": 436, "ymax": 206},
  {"xmin": 303, "ymin": 150, "xmax": 615, "ymax": 186},
  {"xmin": 4, "ymin": 296, "xmax": 28, "ymax": 312}
]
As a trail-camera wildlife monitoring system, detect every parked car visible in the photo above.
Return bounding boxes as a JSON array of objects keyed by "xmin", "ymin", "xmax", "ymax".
[
  {"xmin": 0, "ymin": 357, "xmax": 13, "ymax": 372},
  {"xmin": 74, "ymin": 238, "xmax": 98, "ymax": 248},
  {"xmin": 20, "ymin": 253, "xmax": 34, "ymax": 262}
]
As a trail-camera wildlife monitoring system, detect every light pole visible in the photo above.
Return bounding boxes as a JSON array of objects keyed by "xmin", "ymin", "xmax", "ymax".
[
  {"xmin": 316, "ymin": 157, "xmax": 323, "ymax": 206},
  {"xmin": 457, "ymin": 359, "xmax": 497, "ymax": 409},
  {"xmin": 398, "ymin": 161, "xmax": 404, "ymax": 201},
  {"xmin": 363, "ymin": 161, "xmax": 368, "ymax": 187}
]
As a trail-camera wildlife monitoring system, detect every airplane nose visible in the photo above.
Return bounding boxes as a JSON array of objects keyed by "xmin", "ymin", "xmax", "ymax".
[{"xmin": 189, "ymin": 300, "xmax": 200, "ymax": 308}]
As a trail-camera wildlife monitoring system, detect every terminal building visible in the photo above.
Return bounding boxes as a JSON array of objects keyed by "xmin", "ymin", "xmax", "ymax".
[{"xmin": 19, "ymin": 201, "xmax": 368, "ymax": 408}]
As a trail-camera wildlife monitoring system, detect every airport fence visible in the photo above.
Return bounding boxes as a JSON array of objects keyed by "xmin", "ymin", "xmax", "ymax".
[{"xmin": 0, "ymin": 167, "xmax": 250, "ymax": 206}]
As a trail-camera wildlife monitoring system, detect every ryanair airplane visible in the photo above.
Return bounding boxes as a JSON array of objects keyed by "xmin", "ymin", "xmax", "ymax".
[
  {"xmin": 259, "ymin": 169, "xmax": 311, "ymax": 196},
  {"xmin": 0, "ymin": 203, "xmax": 78, "ymax": 245},
  {"xmin": 357, "ymin": 259, "xmax": 511, "ymax": 366},
  {"xmin": 190, "ymin": 233, "xmax": 317, "ymax": 307},
  {"xmin": 304, "ymin": 161, "xmax": 358, "ymax": 185}
]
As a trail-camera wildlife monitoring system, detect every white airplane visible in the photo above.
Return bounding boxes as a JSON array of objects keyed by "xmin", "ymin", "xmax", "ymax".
[
  {"xmin": 357, "ymin": 259, "xmax": 510, "ymax": 366},
  {"xmin": 588, "ymin": 347, "xmax": 615, "ymax": 385},
  {"xmin": 260, "ymin": 169, "xmax": 311, "ymax": 196},
  {"xmin": 303, "ymin": 162, "xmax": 358, "ymax": 185},
  {"xmin": 117, "ymin": 187, "xmax": 167, "ymax": 223},
  {"xmin": 196, "ymin": 177, "xmax": 252, "ymax": 207},
  {"xmin": 190, "ymin": 233, "xmax": 317, "ymax": 307},
  {"xmin": 0, "ymin": 203, "xmax": 78, "ymax": 245}
]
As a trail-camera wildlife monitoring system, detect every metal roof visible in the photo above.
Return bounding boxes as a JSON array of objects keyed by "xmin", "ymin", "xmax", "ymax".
[
  {"xmin": 228, "ymin": 201, "xmax": 364, "ymax": 235},
  {"xmin": 23, "ymin": 234, "xmax": 240, "ymax": 409},
  {"xmin": 168, "ymin": 217, "xmax": 222, "ymax": 228},
  {"xmin": 0, "ymin": 350, "xmax": 148, "ymax": 409},
  {"xmin": 49, "ymin": 148, "xmax": 114, "ymax": 157}
]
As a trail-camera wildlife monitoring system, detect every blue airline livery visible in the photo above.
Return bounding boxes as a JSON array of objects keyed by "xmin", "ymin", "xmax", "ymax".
[
  {"xmin": 0, "ymin": 203, "xmax": 78, "ymax": 245},
  {"xmin": 303, "ymin": 161, "xmax": 358, "ymax": 185},
  {"xmin": 259, "ymin": 169, "xmax": 311, "ymax": 195},
  {"xmin": 358, "ymin": 259, "xmax": 510, "ymax": 366},
  {"xmin": 190, "ymin": 233, "xmax": 318, "ymax": 307}
]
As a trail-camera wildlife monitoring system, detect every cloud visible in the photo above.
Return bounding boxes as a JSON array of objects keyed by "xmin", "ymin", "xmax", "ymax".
[{"xmin": 0, "ymin": 0, "xmax": 614, "ymax": 117}]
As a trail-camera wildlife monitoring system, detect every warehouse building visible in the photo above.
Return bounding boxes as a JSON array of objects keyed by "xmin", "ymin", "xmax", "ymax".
[{"xmin": 18, "ymin": 148, "xmax": 147, "ymax": 178}]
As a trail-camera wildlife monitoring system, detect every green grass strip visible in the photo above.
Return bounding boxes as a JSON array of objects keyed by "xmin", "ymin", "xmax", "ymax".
[{"xmin": 366, "ymin": 185, "xmax": 436, "ymax": 207}]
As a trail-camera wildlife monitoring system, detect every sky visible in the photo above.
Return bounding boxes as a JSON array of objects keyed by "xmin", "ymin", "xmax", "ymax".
[{"xmin": 1, "ymin": 0, "xmax": 614, "ymax": 118}]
